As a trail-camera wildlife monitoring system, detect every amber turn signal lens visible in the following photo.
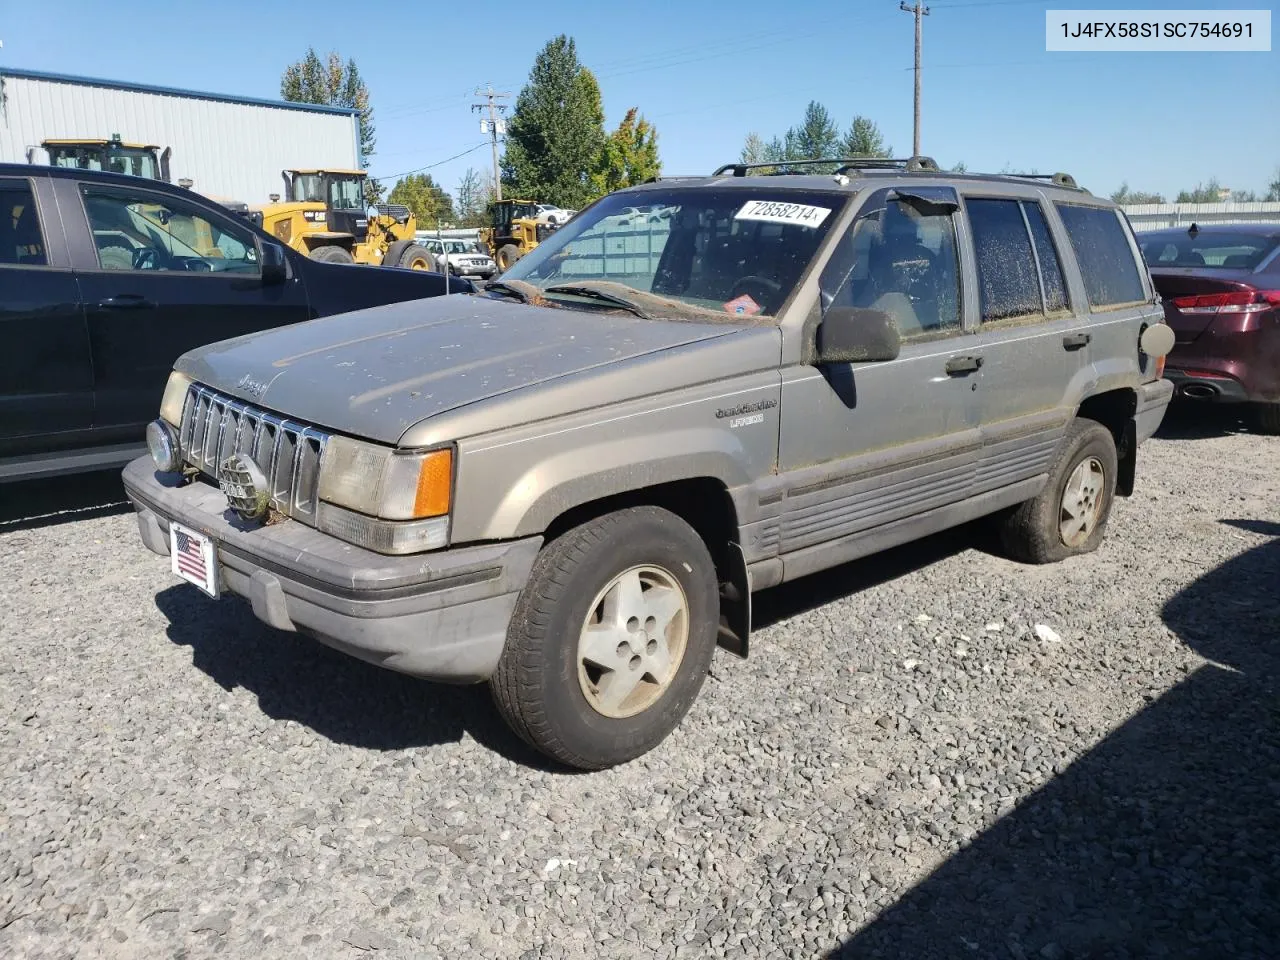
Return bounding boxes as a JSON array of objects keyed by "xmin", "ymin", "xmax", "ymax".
[{"xmin": 413, "ymin": 449, "xmax": 453, "ymax": 518}]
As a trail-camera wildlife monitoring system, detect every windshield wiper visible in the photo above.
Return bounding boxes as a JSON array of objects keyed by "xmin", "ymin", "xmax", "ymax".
[
  {"xmin": 483, "ymin": 280, "xmax": 535, "ymax": 303},
  {"xmin": 543, "ymin": 284, "xmax": 652, "ymax": 319}
]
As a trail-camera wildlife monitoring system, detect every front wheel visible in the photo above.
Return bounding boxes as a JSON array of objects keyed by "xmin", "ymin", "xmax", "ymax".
[
  {"xmin": 998, "ymin": 417, "xmax": 1118, "ymax": 564},
  {"xmin": 396, "ymin": 243, "xmax": 436, "ymax": 271},
  {"xmin": 495, "ymin": 243, "xmax": 521, "ymax": 272},
  {"xmin": 490, "ymin": 506, "xmax": 720, "ymax": 770},
  {"xmin": 309, "ymin": 244, "xmax": 355, "ymax": 264}
]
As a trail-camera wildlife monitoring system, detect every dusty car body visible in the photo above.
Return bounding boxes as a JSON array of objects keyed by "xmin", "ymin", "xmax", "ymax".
[{"xmin": 122, "ymin": 158, "xmax": 1175, "ymax": 769}]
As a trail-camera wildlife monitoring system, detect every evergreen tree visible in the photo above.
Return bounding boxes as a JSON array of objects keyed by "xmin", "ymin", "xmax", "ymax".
[
  {"xmin": 281, "ymin": 48, "xmax": 378, "ymax": 202},
  {"xmin": 841, "ymin": 116, "xmax": 891, "ymax": 158},
  {"xmin": 502, "ymin": 36, "xmax": 606, "ymax": 209}
]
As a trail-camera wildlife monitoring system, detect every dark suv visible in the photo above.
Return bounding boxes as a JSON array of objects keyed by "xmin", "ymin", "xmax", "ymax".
[{"xmin": 1, "ymin": 163, "xmax": 472, "ymax": 482}]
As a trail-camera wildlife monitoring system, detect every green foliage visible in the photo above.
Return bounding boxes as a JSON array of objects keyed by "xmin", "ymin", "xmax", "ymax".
[
  {"xmin": 1231, "ymin": 189, "xmax": 1258, "ymax": 202},
  {"xmin": 388, "ymin": 173, "xmax": 455, "ymax": 226},
  {"xmin": 1176, "ymin": 179, "xmax": 1223, "ymax": 204},
  {"xmin": 1267, "ymin": 168, "xmax": 1280, "ymax": 202},
  {"xmin": 841, "ymin": 116, "xmax": 891, "ymax": 158},
  {"xmin": 741, "ymin": 105, "xmax": 890, "ymax": 175},
  {"xmin": 591, "ymin": 108, "xmax": 661, "ymax": 195},
  {"xmin": 454, "ymin": 168, "xmax": 490, "ymax": 228},
  {"xmin": 281, "ymin": 48, "xmax": 377, "ymax": 203},
  {"xmin": 502, "ymin": 36, "xmax": 607, "ymax": 209},
  {"xmin": 950, "ymin": 161, "xmax": 968, "ymax": 173},
  {"xmin": 1110, "ymin": 182, "xmax": 1165, "ymax": 204}
]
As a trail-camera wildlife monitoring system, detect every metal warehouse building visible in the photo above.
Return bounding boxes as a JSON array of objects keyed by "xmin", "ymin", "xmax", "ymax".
[{"xmin": 0, "ymin": 68, "xmax": 362, "ymax": 204}]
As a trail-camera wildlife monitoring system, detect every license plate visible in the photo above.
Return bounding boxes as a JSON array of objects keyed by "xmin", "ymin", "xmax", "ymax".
[{"xmin": 169, "ymin": 522, "xmax": 219, "ymax": 598}]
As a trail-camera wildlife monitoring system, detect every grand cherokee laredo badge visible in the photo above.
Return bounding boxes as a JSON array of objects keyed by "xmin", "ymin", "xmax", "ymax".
[{"xmin": 218, "ymin": 454, "xmax": 270, "ymax": 521}]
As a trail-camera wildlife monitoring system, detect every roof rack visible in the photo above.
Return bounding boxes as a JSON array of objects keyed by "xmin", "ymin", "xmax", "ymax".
[
  {"xmin": 712, "ymin": 156, "xmax": 941, "ymax": 177},
  {"xmin": 1001, "ymin": 171, "xmax": 1080, "ymax": 189}
]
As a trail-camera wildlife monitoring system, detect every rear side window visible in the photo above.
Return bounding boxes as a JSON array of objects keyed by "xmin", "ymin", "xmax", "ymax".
[
  {"xmin": 1055, "ymin": 204, "xmax": 1146, "ymax": 307},
  {"xmin": 0, "ymin": 182, "xmax": 47, "ymax": 266},
  {"xmin": 966, "ymin": 198, "xmax": 1041, "ymax": 321},
  {"xmin": 1023, "ymin": 203, "xmax": 1068, "ymax": 312}
]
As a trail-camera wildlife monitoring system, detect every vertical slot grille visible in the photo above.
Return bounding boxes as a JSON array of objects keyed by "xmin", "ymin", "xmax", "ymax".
[{"xmin": 177, "ymin": 384, "xmax": 330, "ymax": 525}]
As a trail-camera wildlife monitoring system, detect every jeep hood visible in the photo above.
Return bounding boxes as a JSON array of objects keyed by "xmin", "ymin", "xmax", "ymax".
[{"xmin": 175, "ymin": 293, "xmax": 754, "ymax": 444}]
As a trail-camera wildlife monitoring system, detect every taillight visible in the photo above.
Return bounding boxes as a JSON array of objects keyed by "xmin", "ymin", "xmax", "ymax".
[{"xmin": 1170, "ymin": 290, "xmax": 1280, "ymax": 314}]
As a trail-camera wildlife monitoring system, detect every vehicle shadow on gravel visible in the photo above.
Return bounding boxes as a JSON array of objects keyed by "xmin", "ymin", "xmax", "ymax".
[
  {"xmin": 752, "ymin": 523, "xmax": 986, "ymax": 630},
  {"xmin": 1154, "ymin": 401, "xmax": 1261, "ymax": 440},
  {"xmin": 153, "ymin": 586, "xmax": 558, "ymax": 770},
  {"xmin": 829, "ymin": 519, "xmax": 1280, "ymax": 959},
  {"xmin": 0, "ymin": 469, "xmax": 132, "ymax": 532}
]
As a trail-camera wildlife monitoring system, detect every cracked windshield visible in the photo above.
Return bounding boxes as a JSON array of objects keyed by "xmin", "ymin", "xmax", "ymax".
[{"xmin": 498, "ymin": 189, "xmax": 844, "ymax": 320}]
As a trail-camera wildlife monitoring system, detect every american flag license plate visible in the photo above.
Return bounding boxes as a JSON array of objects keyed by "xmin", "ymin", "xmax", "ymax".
[{"xmin": 169, "ymin": 522, "xmax": 219, "ymax": 598}]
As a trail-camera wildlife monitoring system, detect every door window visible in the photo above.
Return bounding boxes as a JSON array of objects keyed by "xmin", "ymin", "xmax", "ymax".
[
  {"xmin": 820, "ymin": 188, "xmax": 961, "ymax": 342},
  {"xmin": 966, "ymin": 198, "xmax": 1044, "ymax": 322},
  {"xmin": 1, "ymin": 182, "xmax": 48, "ymax": 266},
  {"xmin": 1055, "ymin": 203, "xmax": 1148, "ymax": 307},
  {"xmin": 80, "ymin": 186, "xmax": 260, "ymax": 275},
  {"xmin": 1022, "ymin": 202, "xmax": 1069, "ymax": 312}
]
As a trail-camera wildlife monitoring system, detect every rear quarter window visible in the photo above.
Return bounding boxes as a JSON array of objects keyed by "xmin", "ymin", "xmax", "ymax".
[{"xmin": 1055, "ymin": 204, "xmax": 1147, "ymax": 308}]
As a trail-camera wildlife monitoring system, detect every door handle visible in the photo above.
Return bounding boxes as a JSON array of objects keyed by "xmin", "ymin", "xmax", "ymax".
[
  {"xmin": 1062, "ymin": 332, "xmax": 1092, "ymax": 351},
  {"xmin": 945, "ymin": 355, "xmax": 983, "ymax": 375},
  {"xmin": 97, "ymin": 295, "xmax": 157, "ymax": 310}
]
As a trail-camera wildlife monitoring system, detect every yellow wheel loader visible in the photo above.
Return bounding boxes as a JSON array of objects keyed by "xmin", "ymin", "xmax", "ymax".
[
  {"xmin": 254, "ymin": 169, "xmax": 436, "ymax": 270},
  {"xmin": 479, "ymin": 199, "xmax": 558, "ymax": 272},
  {"xmin": 32, "ymin": 136, "xmax": 257, "ymax": 245}
]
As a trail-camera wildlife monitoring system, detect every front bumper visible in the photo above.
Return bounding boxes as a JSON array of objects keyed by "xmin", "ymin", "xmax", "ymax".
[
  {"xmin": 122, "ymin": 456, "xmax": 541, "ymax": 683},
  {"xmin": 1134, "ymin": 377, "xmax": 1175, "ymax": 443}
]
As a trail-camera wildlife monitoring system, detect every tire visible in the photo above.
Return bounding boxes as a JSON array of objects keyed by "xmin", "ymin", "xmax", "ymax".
[
  {"xmin": 382, "ymin": 239, "xmax": 413, "ymax": 269},
  {"xmin": 496, "ymin": 243, "xmax": 521, "ymax": 272},
  {"xmin": 395, "ymin": 243, "xmax": 436, "ymax": 271},
  {"xmin": 1256, "ymin": 403, "xmax": 1280, "ymax": 436},
  {"xmin": 490, "ymin": 506, "xmax": 720, "ymax": 770},
  {"xmin": 309, "ymin": 244, "xmax": 355, "ymax": 264},
  {"xmin": 998, "ymin": 417, "xmax": 1118, "ymax": 565},
  {"xmin": 97, "ymin": 244, "xmax": 134, "ymax": 271}
]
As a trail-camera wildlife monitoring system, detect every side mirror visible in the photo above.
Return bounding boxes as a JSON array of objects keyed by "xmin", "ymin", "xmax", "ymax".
[
  {"xmin": 816, "ymin": 306, "xmax": 901, "ymax": 364},
  {"xmin": 260, "ymin": 241, "xmax": 288, "ymax": 285}
]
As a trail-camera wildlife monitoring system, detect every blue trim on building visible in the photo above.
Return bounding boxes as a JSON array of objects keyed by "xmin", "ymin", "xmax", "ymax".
[{"xmin": 0, "ymin": 67, "xmax": 360, "ymax": 116}]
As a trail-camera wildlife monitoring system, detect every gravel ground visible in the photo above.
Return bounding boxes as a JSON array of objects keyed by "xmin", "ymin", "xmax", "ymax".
[{"xmin": 2, "ymin": 406, "xmax": 1277, "ymax": 960}]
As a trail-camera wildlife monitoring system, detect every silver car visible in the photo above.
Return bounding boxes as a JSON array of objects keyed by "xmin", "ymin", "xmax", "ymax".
[{"xmin": 421, "ymin": 237, "xmax": 496, "ymax": 280}]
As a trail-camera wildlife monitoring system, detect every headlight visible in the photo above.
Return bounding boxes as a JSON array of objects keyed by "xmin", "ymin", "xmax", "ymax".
[
  {"xmin": 146, "ymin": 419, "xmax": 180, "ymax": 472},
  {"xmin": 160, "ymin": 371, "xmax": 193, "ymax": 426},
  {"xmin": 317, "ymin": 435, "xmax": 454, "ymax": 521}
]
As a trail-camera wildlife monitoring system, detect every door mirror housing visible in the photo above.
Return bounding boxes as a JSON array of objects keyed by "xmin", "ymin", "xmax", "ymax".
[
  {"xmin": 259, "ymin": 241, "xmax": 288, "ymax": 285},
  {"xmin": 816, "ymin": 306, "xmax": 902, "ymax": 364}
]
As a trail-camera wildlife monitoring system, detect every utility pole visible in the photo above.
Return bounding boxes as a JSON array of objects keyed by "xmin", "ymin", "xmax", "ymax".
[
  {"xmin": 899, "ymin": 1, "xmax": 930, "ymax": 156},
  {"xmin": 472, "ymin": 85, "xmax": 510, "ymax": 202}
]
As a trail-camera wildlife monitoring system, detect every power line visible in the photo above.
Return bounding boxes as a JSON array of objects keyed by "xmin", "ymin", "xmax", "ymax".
[
  {"xmin": 372, "ymin": 141, "xmax": 491, "ymax": 183},
  {"xmin": 472, "ymin": 85, "xmax": 510, "ymax": 202}
]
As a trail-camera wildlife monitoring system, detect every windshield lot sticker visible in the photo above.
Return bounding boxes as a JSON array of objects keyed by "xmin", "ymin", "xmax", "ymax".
[
  {"xmin": 734, "ymin": 200, "xmax": 831, "ymax": 229},
  {"xmin": 723, "ymin": 294, "xmax": 763, "ymax": 316}
]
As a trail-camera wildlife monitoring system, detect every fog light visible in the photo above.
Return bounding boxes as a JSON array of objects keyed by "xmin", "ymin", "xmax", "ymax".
[{"xmin": 146, "ymin": 419, "xmax": 179, "ymax": 472}]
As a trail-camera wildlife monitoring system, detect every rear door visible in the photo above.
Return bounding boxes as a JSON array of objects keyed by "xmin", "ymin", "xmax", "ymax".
[
  {"xmin": 1052, "ymin": 202, "xmax": 1162, "ymax": 389},
  {"xmin": 960, "ymin": 193, "xmax": 1089, "ymax": 495},
  {"xmin": 56, "ymin": 177, "xmax": 310, "ymax": 432},
  {"xmin": 0, "ymin": 174, "xmax": 94, "ymax": 458}
]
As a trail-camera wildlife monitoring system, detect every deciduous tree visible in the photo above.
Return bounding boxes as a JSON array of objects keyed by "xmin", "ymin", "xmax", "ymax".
[
  {"xmin": 591, "ymin": 108, "xmax": 661, "ymax": 195},
  {"xmin": 388, "ymin": 173, "xmax": 455, "ymax": 226}
]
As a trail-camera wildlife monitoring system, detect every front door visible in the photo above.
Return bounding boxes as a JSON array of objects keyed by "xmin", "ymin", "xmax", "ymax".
[
  {"xmin": 775, "ymin": 186, "xmax": 982, "ymax": 560},
  {"xmin": 960, "ymin": 194, "xmax": 1089, "ymax": 495},
  {"xmin": 63, "ymin": 180, "xmax": 310, "ymax": 431},
  {"xmin": 0, "ymin": 176, "xmax": 94, "ymax": 458}
]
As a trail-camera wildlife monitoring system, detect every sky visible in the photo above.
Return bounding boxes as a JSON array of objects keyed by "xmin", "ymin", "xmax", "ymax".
[{"xmin": 2, "ymin": 0, "xmax": 1277, "ymax": 203}]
